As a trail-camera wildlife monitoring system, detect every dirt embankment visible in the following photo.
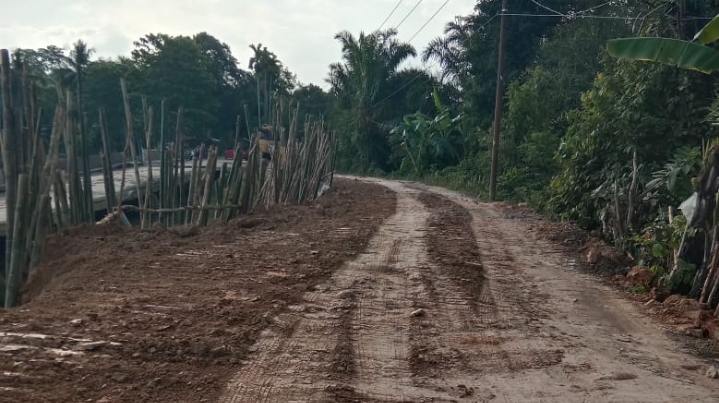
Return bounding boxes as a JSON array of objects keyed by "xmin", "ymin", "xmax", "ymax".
[{"xmin": 0, "ymin": 178, "xmax": 396, "ymax": 403}]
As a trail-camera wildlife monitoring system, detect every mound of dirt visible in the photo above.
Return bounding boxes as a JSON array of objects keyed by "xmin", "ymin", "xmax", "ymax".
[{"xmin": 0, "ymin": 178, "xmax": 396, "ymax": 403}]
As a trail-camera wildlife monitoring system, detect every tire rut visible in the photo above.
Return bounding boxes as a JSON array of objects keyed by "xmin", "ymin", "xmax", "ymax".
[{"xmin": 220, "ymin": 181, "xmax": 432, "ymax": 403}]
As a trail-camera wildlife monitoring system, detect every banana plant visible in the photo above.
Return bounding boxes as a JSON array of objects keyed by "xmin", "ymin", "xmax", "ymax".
[
  {"xmin": 607, "ymin": 14, "xmax": 719, "ymax": 299},
  {"xmin": 390, "ymin": 88, "xmax": 461, "ymax": 176},
  {"xmin": 607, "ymin": 13, "xmax": 719, "ymax": 73}
]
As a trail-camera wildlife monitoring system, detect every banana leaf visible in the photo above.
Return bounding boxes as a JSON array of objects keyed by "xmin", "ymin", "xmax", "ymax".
[
  {"xmin": 607, "ymin": 37, "xmax": 719, "ymax": 74},
  {"xmin": 694, "ymin": 13, "xmax": 719, "ymax": 45}
]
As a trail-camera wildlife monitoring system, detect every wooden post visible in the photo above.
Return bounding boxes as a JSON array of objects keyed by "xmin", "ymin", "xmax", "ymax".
[{"xmin": 4, "ymin": 174, "xmax": 29, "ymax": 308}]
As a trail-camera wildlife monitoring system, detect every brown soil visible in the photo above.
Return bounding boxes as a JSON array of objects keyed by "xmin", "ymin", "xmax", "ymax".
[
  {"xmin": 4, "ymin": 177, "xmax": 719, "ymax": 402},
  {"xmin": 0, "ymin": 178, "xmax": 396, "ymax": 403}
]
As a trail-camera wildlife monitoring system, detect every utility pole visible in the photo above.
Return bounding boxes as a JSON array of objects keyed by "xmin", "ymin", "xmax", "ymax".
[{"xmin": 489, "ymin": 0, "xmax": 508, "ymax": 201}]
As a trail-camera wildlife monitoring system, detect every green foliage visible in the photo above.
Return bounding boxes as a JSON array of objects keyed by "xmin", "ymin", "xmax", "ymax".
[
  {"xmin": 328, "ymin": 29, "xmax": 431, "ymax": 172},
  {"xmin": 390, "ymin": 89, "xmax": 462, "ymax": 176}
]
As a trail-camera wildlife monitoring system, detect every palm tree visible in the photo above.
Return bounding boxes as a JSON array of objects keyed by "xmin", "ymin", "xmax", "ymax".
[
  {"xmin": 328, "ymin": 29, "xmax": 416, "ymax": 169},
  {"xmin": 248, "ymin": 44, "xmax": 281, "ymax": 125},
  {"xmin": 422, "ymin": 17, "xmax": 472, "ymax": 85}
]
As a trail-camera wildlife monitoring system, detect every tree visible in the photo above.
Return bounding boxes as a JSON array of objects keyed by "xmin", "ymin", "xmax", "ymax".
[
  {"xmin": 328, "ymin": 29, "xmax": 416, "ymax": 172},
  {"xmin": 132, "ymin": 33, "xmax": 218, "ymax": 139}
]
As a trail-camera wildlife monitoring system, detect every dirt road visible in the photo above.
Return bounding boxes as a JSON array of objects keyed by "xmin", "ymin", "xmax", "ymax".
[{"xmin": 220, "ymin": 178, "xmax": 719, "ymax": 403}]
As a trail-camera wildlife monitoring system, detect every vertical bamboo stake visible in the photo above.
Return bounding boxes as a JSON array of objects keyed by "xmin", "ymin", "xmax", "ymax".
[
  {"xmin": 235, "ymin": 115, "xmax": 241, "ymax": 151},
  {"xmin": 159, "ymin": 99, "xmax": 167, "ymax": 225},
  {"xmin": 82, "ymin": 111, "xmax": 93, "ymax": 221},
  {"xmin": 1, "ymin": 49, "xmax": 19, "ymax": 272},
  {"xmin": 4, "ymin": 174, "xmax": 29, "ymax": 308},
  {"xmin": 190, "ymin": 147, "xmax": 205, "ymax": 225},
  {"xmin": 186, "ymin": 155, "xmax": 200, "ymax": 222},
  {"xmin": 178, "ymin": 111, "xmax": 186, "ymax": 224},
  {"xmin": 99, "ymin": 108, "xmax": 117, "ymax": 210},
  {"xmin": 169, "ymin": 108, "xmax": 183, "ymax": 225},
  {"xmin": 53, "ymin": 178, "xmax": 65, "ymax": 229},
  {"xmin": 64, "ymin": 91, "xmax": 80, "ymax": 224},
  {"xmin": 142, "ymin": 105, "xmax": 154, "ymax": 229},
  {"xmin": 198, "ymin": 146, "xmax": 218, "ymax": 225},
  {"xmin": 55, "ymin": 171, "xmax": 70, "ymax": 227},
  {"xmin": 120, "ymin": 78, "xmax": 143, "ymax": 217},
  {"xmin": 26, "ymin": 107, "xmax": 64, "ymax": 270}
]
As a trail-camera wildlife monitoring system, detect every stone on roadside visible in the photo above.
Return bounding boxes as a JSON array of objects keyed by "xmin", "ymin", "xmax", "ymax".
[
  {"xmin": 706, "ymin": 366, "xmax": 718, "ymax": 379},
  {"xmin": 411, "ymin": 309, "xmax": 426, "ymax": 317},
  {"xmin": 336, "ymin": 290, "xmax": 355, "ymax": 299}
]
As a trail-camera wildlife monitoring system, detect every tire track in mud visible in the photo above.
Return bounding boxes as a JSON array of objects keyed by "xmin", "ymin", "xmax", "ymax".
[
  {"xmin": 415, "ymin": 183, "xmax": 719, "ymax": 402},
  {"xmin": 411, "ymin": 192, "xmax": 563, "ymax": 401},
  {"xmin": 220, "ymin": 182, "xmax": 432, "ymax": 403}
]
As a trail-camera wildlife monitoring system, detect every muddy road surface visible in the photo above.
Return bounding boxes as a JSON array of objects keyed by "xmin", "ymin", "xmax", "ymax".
[
  {"xmin": 2, "ymin": 178, "xmax": 718, "ymax": 402},
  {"xmin": 221, "ymin": 179, "xmax": 719, "ymax": 403}
]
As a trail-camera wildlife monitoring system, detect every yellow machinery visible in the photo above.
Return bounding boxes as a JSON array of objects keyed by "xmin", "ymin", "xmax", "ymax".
[{"xmin": 257, "ymin": 124, "xmax": 276, "ymax": 160}]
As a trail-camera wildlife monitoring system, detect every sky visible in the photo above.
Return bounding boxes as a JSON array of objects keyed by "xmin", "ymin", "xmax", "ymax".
[{"xmin": 0, "ymin": 0, "xmax": 477, "ymax": 87}]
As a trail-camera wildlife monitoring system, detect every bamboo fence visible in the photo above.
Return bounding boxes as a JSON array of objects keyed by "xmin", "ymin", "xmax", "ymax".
[{"xmin": 0, "ymin": 49, "xmax": 335, "ymax": 308}]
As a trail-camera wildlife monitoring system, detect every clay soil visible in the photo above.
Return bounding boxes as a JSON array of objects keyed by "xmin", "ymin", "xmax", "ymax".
[
  {"xmin": 3, "ymin": 177, "xmax": 719, "ymax": 403},
  {"xmin": 0, "ymin": 178, "xmax": 395, "ymax": 403}
]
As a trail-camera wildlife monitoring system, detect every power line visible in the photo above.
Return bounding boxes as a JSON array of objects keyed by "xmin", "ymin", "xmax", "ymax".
[
  {"xmin": 500, "ymin": 13, "xmax": 645, "ymax": 20},
  {"xmin": 408, "ymin": 0, "xmax": 452, "ymax": 42},
  {"xmin": 379, "ymin": 0, "xmax": 405, "ymax": 30},
  {"xmin": 371, "ymin": 0, "xmax": 453, "ymax": 109},
  {"xmin": 371, "ymin": 73, "xmax": 428, "ymax": 109},
  {"xmin": 475, "ymin": 13, "xmax": 499, "ymax": 32},
  {"xmin": 396, "ymin": 0, "xmax": 425, "ymax": 29},
  {"xmin": 528, "ymin": 0, "xmax": 563, "ymax": 16}
]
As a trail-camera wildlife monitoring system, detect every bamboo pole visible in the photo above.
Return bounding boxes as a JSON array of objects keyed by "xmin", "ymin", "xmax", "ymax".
[
  {"xmin": 159, "ymin": 99, "xmax": 167, "ymax": 225},
  {"xmin": 243, "ymin": 104, "xmax": 252, "ymax": 144},
  {"xmin": 120, "ymin": 78, "xmax": 143, "ymax": 216},
  {"xmin": 178, "ymin": 111, "xmax": 186, "ymax": 224},
  {"xmin": 169, "ymin": 107, "xmax": 184, "ymax": 225},
  {"xmin": 26, "ymin": 107, "xmax": 64, "ymax": 271},
  {"xmin": 55, "ymin": 171, "xmax": 70, "ymax": 227},
  {"xmin": 142, "ymin": 104, "xmax": 154, "ymax": 229},
  {"xmin": 64, "ymin": 90, "xmax": 81, "ymax": 224},
  {"xmin": 1, "ymin": 49, "xmax": 19, "ymax": 273},
  {"xmin": 198, "ymin": 146, "xmax": 218, "ymax": 225},
  {"xmin": 99, "ymin": 108, "xmax": 117, "ymax": 210},
  {"xmin": 53, "ymin": 176, "xmax": 65, "ymax": 229},
  {"xmin": 186, "ymin": 154, "xmax": 200, "ymax": 224},
  {"xmin": 81, "ymin": 111, "xmax": 93, "ymax": 221},
  {"xmin": 4, "ymin": 174, "xmax": 30, "ymax": 308},
  {"xmin": 235, "ymin": 115, "xmax": 241, "ymax": 151},
  {"xmin": 190, "ymin": 145, "xmax": 206, "ymax": 224}
]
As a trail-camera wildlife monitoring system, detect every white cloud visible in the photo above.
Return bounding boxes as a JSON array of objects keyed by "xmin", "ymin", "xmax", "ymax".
[{"xmin": 0, "ymin": 0, "xmax": 477, "ymax": 86}]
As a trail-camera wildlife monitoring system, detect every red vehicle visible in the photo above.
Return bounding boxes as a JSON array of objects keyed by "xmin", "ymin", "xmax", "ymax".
[{"xmin": 224, "ymin": 148, "xmax": 235, "ymax": 160}]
